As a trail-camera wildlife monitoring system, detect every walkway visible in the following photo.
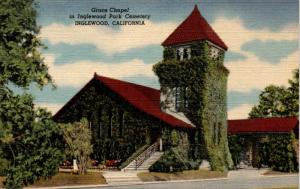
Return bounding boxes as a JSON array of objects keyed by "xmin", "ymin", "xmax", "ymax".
[{"xmin": 102, "ymin": 171, "xmax": 142, "ymax": 185}]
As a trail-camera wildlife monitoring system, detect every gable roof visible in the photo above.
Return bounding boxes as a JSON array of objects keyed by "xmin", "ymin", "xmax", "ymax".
[
  {"xmin": 162, "ymin": 5, "xmax": 227, "ymax": 50},
  {"xmin": 54, "ymin": 74, "xmax": 193, "ymax": 129},
  {"xmin": 228, "ymin": 117, "xmax": 299, "ymax": 134},
  {"xmin": 54, "ymin": 74, "xmax": 298, "ymax": 133}
]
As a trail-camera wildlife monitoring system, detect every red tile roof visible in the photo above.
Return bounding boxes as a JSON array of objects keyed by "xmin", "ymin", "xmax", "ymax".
[
  {"xmin": 94, "ymin": 75, "xmax": 193, "ymax": 129},
  {"xmin": 162, "ymin": 5, "xmax": 228, "ymax": 50},
  {"xmin": 54, "ymin": 74, "xmax": 298, "ymax": 133},
  {"xmin": 54, "ymin": 74, "xmax": 193, "ymax": 129},
  {"xmin": 228, "ymin": 117, "xmax": 298, "ymax": 134}
]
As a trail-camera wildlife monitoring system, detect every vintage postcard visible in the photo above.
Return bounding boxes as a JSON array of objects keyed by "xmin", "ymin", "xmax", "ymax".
[{"xmin": 0, "ymin": 0, "xmax": 298, "ymax": 188}]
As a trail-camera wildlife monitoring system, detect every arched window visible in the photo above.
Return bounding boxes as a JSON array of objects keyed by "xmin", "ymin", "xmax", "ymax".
[{"xmin": 118, "ymin": 111, "xmax": 124, "ymax": 137}]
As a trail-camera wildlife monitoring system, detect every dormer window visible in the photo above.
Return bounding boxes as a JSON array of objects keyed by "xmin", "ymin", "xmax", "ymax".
[{"xmin": 176, "ymin": 46, "xmax": 191, "ymax": 61}]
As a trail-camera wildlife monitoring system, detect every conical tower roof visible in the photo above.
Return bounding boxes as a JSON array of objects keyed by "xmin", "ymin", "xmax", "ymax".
[{"xmin": 162, "ymin": 5, "xmax": 227, "ymax": 50}]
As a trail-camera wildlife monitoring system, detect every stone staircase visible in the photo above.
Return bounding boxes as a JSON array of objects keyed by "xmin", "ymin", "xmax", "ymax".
[
  {"xmin": 103, "ymin": 142, "xmax": 163, "ymax": 185},
  {"xmin": 123, "ymin": 151, "xmax": 163, "ymax": 171},
  {"xmin": 122, "ymin": 142, "xmax": 163, "ymax": 172}
]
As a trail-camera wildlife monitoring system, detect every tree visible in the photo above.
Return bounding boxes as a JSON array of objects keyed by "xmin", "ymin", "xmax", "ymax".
[
  {"xmin": 62, "ymin": 119, "xmax": 93, "ymax": 175},
  {"xmin": 248, "ymin": 70, "xmax": 299, "ymax": 172},
  {"xmin": 249, "ymin": 69, "xmax": 299, "ymax": 118},
  {"xmin": 0, "ymin": 0, "xmax": 63, "ymax": 188},
  {"xmin": 286, "ymin": 69, "xmax": 299, "ymax": 116},
  {"xmin": 3, "ymin": 109, "xmax": 64, "ymax": 188}
]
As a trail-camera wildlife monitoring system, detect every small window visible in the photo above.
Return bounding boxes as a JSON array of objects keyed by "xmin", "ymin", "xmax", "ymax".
[
  {"xmin": 174, "ymin": 87, "xmax": 189, "ymax": 112},
  {"xmin": 218, "ymin": 122, "xmax": 222, "ymax": 144},
  {"xmin": 108, "ymin": 111, "xmax": 112, "ymax": 138},
  {"xmin": 187, "ymin": 48, "xmax": 191, "ymax": 60},
  {"xmin": 184, "ymin": 87, "xmax": 188, "ymax": 109},
  {"xmin": 183, "ymin": 48, "xmax": 188, "ymax": 60},
  {"xmin": 175, "ymin": 87, "xmax": 181, "ymax": 111},
  {"xmin": 88, "ymin": 113, "xmax": 92, "ymax": 130},
  {"xmin": 118, "ymin": 111, "xmax": 124, "ymax": 137},
  {"xmin": 98, "ymin": 109, "xmax": 102, "ymax": 138},
  {"xmin": 176, "ymin": 47, "xmax": 191, "ymax": 61},
  {"xmin": 213, "ymin": 122, "xmax": 218, "ymax": 145},
  {"xmin": 176, "ymin": 49, "xmax": 181, "ymax": 60}
]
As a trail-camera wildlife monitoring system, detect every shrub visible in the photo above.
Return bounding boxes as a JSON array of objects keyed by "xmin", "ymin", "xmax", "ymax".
[
  {"xmin": 0, "ymin": 158, "xmax": 9, "ymax": 176},
  {"xmin": 261, "ymin": 134, "xmax": 298, "ymax": 172},
  {"xmin": 149, "ymin": 148, "xmax": 199, "ymax": 172},
  {"xmin": 228, "ymin": 135, "xmax": 245, "ymax": 167}
]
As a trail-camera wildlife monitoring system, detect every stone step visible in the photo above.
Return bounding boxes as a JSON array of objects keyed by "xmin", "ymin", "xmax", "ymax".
[
  {"xmin": 108, "ymin": 181, "xmax": 142, "ymax": 185},
  {"xmin": 102, "ymin": 171, "xmax": 142, "ymax": 185},
  {"xmin": 123, "ymin": 152, "xmax": 163, "ymax": 172}
]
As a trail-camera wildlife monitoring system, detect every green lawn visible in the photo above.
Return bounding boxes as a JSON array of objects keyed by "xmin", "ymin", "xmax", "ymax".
[
  {"xmin": 0, "ymin": 172, "xmax": 106, "ymax": 188},
  {"xmin": 138, "ymin": 170, "xmax": 227, "ymax": 182}
]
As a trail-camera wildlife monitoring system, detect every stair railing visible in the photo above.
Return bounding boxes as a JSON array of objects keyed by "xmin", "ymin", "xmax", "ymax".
[{"xmin": 134, "ymin": 142, "xmax": 159, "ymax": 170}]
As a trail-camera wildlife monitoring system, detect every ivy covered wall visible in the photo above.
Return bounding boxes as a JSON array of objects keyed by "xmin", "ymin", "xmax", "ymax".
[
  {"xmin": 55, "ymin": 80, "xmax": 154, "ymax": 163},
  {"xmin": 54, "ymin": 80, "xmax": 192, "ymax": 166},
  {"xmin": 154, "ymin": 41, "xmax": 233, "ymax": 171}
]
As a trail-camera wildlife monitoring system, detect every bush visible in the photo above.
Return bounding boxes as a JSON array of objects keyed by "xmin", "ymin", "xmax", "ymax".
[
  {"xmin": 228, "ymin": 135, "xmax": 245, "ymax": 168},
  {"xmin": 149, "ymin": 148, "xmax": 199, "ymax": 172},
  {"xmin": 0, "ymin": 158, "xmax": 9, "ymax": 176},
  {"xmin": 261, "ymin": 134, "xmax": 298, "ymax": 172}
]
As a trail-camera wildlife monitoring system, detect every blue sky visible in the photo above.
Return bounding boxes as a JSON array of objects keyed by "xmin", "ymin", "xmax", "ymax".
[{"xmin": 32, "ymin": 0, "xmax": 299, "ymax": 119}]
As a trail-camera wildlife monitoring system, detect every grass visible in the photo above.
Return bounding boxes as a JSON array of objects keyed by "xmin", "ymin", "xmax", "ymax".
[
  {"xmin": 0, "ymin": 172, "xmax": 106, "ymax": 188},
  {"xmin": 138, "ymin": 170, "xmax": 227, "ymax": 182},
  {"xmin": 29, "ymin": 172, "xmax": 106, "ymax": 187},
  {"xmin": 263, "ymin": 170, "xmax": 299, "ymax": 176}
]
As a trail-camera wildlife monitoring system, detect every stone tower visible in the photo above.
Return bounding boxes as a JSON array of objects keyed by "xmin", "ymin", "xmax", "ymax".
[{"xmin": 153, "ymin": 5, "xmax": 233, "ymax": 171}]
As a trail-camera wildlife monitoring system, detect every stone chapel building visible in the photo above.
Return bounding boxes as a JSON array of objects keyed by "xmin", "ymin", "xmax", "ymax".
[{"xmin": 53, "ymin": 5, "xmax": 298, "ymax": 171}]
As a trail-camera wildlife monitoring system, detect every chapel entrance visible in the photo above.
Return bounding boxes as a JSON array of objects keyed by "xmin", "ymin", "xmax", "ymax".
[
  {"xmin": 239, "ymin": 137, "xmax": 260, "ymax": 168},
  {"xmin": 150, "ymin": 126, "xmax": 162, "ymax": 151}
]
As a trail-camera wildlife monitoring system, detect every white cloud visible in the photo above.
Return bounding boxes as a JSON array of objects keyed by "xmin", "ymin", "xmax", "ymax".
[
  {"xmin": 228, "ymin": 104, "xmax": 253, "ymax": 119},
  {"xmin": 35, "ymin": 103, "xmax": 63, "ymax": 114},
  {"xmin": 212, "ymin": 17, "xmax": 298, "ymax": 54},
  {"xmin": 211, "ymin": 17, "xmax": 299, "ymax": 92},
  {"xmin": 44, "ymin": 54, "xmax": 156, "ymax": 87},
  {"xmin": 41, "ymin": 17, "xmax": 299, "ymax": 93},
  {"xmin": 40, "ymin": 21, "xmax": 177, "ymax": 54},
  {"xmin": 226, "ymin": 51, "xmax": 299, "ymax": 92}
]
